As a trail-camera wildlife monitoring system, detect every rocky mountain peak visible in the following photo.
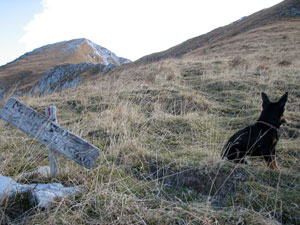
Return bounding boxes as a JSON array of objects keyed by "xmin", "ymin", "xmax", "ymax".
[{"xmin": 0, "ymin": 38, "xmax": 131, "ymax": 101}]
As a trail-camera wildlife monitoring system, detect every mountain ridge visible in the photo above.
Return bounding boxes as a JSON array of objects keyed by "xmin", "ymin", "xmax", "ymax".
[
  {"xmin": 0, "ymin": 38, "xmax": 131, "ymax": 101},
  {"xmin": 5, "ymin": 38, "xmax": 130, "ymax": 67},
  {"xmin": 138, "ymin": 0, "xmax": 300, "ymax": 63}
]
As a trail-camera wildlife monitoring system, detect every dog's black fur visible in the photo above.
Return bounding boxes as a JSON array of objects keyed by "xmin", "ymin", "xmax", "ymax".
[{"xmin": 221, "ymin": 92, "xmax": 288, "ymax": 169}]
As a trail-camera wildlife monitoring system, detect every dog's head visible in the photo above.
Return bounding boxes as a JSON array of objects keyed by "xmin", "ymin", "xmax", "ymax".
[{"xmin": 260, "ymin": 92, "xmax": 288, "ymax": 127}]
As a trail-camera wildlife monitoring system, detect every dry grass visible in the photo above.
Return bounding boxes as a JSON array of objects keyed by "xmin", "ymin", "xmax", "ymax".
[{"xmin": 1, "ymin": 19, "xmax": 300, "ymax": 224}]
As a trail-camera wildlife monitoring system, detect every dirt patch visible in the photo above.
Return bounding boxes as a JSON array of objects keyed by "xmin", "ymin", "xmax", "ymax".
[
  {"xmin": 65, "ymin": 99, "xmax": 109, "ymax": 113},
  {"xmin": 86, "ymin": 128, "xmax": 119, "ymax": 148},
  {"xmin": 0, "ymin": 192, "xmax": 35, "ymax": 225},
  {"xmin": 136, "ymin": 161, "xmax": 247, "ymax": 206},
  {"xmin": 278, "ymin": 60, "xmax": 292, "ymax": 67}
]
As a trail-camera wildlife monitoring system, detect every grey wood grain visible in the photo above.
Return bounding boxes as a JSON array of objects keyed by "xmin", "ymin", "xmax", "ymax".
[
  {"xmin": 46, "ymin": 106, "xmax": 59, "ymax": 176},
  {"xmin": 0, "ymin": 97, "xmax": 100, "ymax": 169}
]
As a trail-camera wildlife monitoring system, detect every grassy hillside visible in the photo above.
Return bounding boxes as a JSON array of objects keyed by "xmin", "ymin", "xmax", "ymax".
[{"xmin": 1, "ymin": 11, "xmax": 300, "ymax": 225}]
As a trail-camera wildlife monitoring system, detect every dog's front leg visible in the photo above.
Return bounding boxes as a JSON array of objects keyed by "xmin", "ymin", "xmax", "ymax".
[{"xmin": 265, "ymin": 155, "xmax": 280, "ymax": 170}]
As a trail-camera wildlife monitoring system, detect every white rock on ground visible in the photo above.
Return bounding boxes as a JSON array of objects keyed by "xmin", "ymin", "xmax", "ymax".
[
  {"xmin": 0, "ymin": 173, "xmax": 82, "ymax": 208},
  {"xmin": 18, "ymin": 166, "xmax": 51, "ymax": 179}
]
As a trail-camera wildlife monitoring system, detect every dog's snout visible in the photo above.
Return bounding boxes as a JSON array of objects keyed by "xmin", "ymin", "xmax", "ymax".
[{"xmin": 280, "ymin": 115, "xmax": 288, "ymax": 124}]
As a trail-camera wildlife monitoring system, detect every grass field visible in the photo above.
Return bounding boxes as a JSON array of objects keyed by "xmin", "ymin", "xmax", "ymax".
[{"xmin": 1, "ymin": 18, "xmax": 300, "ymax": 225}]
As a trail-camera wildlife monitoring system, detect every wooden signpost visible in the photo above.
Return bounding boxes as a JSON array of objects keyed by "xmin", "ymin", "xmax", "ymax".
[
  {"xmin": 46, "ymin": 106, "xmax": 60, "ymax": 176},
  {"xmin": 0, "ymin": 97, "xmax": 100, "ymax": 169}
]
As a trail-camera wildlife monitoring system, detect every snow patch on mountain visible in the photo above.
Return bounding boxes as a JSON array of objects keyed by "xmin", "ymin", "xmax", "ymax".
[{"xmin": 85, "ymin": 39, "xmax": 131, "ymax": 65}]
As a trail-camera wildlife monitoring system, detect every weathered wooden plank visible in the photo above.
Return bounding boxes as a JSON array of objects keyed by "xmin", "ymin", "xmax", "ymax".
[
  {"xmin": 46, "ymin": 106, "xmax": 59, "ymax": 177},
  {"xmin": 0, "ymin": 97, "xmax": 100, "ymax": 169}
]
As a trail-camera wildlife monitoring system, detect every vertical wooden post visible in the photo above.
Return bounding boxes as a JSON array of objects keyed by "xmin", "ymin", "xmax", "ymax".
[{"xmin": 46, "ymin": 106, "xmax": 59, "ymax": 177}]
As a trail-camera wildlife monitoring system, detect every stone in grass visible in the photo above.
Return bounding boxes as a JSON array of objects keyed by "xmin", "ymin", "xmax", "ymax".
[
  {"xmin": 30, "ymin": 183, "xmax": 83, "ymax": 208},
  {"xmin": 0, "ymin": 174, "xmax": 82, "ymax": 208},
  {"xmin": 18, "ymin": 166, "xmax": 51, "ymax": 180}
]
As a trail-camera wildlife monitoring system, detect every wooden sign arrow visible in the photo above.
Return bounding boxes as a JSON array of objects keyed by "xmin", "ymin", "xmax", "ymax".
[{"xmin": 0, "ymin": 97, "xmax": 100, "ymax": 169}]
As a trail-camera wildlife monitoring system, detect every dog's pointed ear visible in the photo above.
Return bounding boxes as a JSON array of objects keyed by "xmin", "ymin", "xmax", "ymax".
[
  {"xmin": 278, "ymin": 92, "xmax": 288, "ymax": 107},
  {"xmin": 262, "ymin": 92, "xmax": 270, "ymax": 103},
  {"xmin": 262, "ymin": 92, "xmax": 270, "ymax": 108}
]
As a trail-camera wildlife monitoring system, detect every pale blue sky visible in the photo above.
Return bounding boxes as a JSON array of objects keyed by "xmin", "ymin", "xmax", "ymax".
[
  {"xmin": 0, "ymin": 0, "xmax": 283, "ymax": 66},
  {"xmin": 0, "ymin": 0, "xmax": 43, "ymax": 65}
]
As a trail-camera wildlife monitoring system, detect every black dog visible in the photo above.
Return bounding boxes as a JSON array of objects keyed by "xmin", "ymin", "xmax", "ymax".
[{"xmin": 221, "ymin": 92, "xmax": 288, "ymax": 169}]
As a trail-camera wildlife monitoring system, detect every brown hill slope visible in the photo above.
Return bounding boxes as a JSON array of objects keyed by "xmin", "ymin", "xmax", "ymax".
[{"xmin": 138, "ymin": 0, "xmax": 300, "ymax": 63}]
